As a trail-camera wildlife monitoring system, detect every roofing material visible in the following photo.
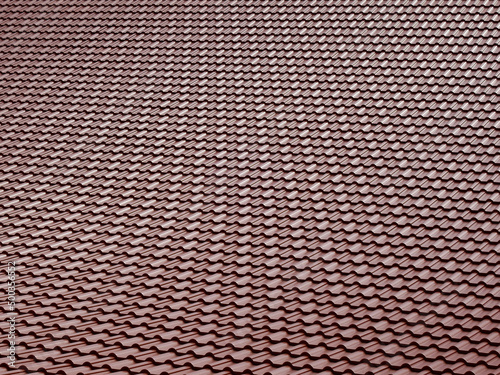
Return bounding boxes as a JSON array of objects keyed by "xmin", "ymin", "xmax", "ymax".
[{"xmin": 0, "ymin": 1, "xmax": 499, "ymax": 374}]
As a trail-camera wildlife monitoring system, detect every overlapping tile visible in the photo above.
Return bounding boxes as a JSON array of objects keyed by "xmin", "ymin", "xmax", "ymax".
[{"xmin": 0, "ymin": 0, "xmax": 499, "ymax": 374}]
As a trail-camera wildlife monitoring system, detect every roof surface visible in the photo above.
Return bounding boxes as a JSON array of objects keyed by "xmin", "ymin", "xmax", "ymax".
[{"xmin": 1, "ymin": 1, "xmax": 500, "ymax": 374}]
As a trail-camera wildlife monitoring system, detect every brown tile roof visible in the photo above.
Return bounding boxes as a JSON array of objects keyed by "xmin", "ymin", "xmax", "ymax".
[{"xmin": 1, "ymin": 1, "xmax": 499, "ymax": 374}]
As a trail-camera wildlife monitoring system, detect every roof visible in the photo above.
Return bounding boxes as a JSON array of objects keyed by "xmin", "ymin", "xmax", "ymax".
[{"xmin": 0, "ymin": 1, "xmax": 499, "ymax": 374}]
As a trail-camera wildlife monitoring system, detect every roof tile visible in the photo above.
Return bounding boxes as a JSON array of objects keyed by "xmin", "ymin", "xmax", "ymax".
[{"xmin": 1, "ymin": 1, "xmax": 499, "ymax": 374}]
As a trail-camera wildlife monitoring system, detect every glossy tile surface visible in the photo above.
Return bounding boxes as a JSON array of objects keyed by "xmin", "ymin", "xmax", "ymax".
[{"xmin": 0, "ymin": 1, "xmax": 499, "ymax": 374}]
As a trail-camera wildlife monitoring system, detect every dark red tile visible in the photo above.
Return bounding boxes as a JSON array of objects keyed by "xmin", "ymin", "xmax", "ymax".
[{"xmin": 0, "ymin": 1, "xmax": 499, "ymax": 374}]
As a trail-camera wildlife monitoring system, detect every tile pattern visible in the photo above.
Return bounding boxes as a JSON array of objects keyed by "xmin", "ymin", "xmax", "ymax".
[{"xmin": 0, "ymin": 1, "xmax": 499, "ymax": 374}]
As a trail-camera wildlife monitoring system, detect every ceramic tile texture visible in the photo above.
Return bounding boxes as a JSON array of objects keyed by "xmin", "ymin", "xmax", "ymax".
[{"xmin": 0, "ymin": 0, "xmax": 499, "ymax": 374}]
